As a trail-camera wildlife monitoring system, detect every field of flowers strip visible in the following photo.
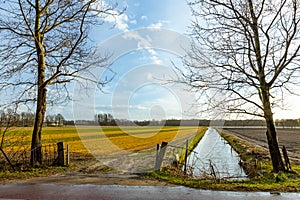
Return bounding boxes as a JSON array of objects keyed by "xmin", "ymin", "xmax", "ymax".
[{"xmin": 2, "ymin": 126, "xmax": 206, "ymax": 157}]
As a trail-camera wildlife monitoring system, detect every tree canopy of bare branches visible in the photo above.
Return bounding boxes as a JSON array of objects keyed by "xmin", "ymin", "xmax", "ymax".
[
  {"xmin": 0, "ymin": 0, "xmax": 122, "ymax": 165},
  {"xmin": 183, "ymin": 0, "xmax": 300, "ymax": 172}
]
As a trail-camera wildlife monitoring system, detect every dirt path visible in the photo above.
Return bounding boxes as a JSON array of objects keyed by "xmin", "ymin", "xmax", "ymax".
[
  {"xmin": 3, "ymin": 161, "xmax": 174, "ymax": 186},
  {"xmin": 12, "ymin": 172, "xmax": 173, "ymax": 186}
]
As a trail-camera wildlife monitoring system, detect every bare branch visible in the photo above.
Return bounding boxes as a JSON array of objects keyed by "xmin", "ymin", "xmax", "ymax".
[{"xmin": 184, "ymin": 0, "xmax": 300, "ymax": 119}]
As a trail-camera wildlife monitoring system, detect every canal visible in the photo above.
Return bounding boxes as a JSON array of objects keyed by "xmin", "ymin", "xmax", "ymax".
[{"xmin": 187, "ymin": 127, "xmax": 247, "ymax": 179}]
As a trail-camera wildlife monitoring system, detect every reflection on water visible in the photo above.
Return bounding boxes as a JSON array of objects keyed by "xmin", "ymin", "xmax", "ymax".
[{"xmin": 187, "ymin": 127, "xmax": 247, "ymax": 180}]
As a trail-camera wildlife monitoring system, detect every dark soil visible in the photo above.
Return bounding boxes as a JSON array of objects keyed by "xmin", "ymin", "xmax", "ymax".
[{"xmin": 224, "ymin": 128, "xmax": 300, "ymax": 163}]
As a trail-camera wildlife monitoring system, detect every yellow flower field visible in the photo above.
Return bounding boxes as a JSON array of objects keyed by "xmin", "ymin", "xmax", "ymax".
[{"xmin": 1, "ymin": 126, "xmax": 206, "ymax": 159}]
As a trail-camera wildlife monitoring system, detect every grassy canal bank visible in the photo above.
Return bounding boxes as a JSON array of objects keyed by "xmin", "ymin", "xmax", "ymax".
[{"xmin": 146, "ymin": 128, "xmax": 300, "ymax": 192}]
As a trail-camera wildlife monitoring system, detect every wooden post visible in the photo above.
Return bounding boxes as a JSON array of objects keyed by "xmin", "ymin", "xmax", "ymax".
[
  {"xmin": 184, "ymin": 139, "xmax": 188, "ymax": 174},
  {"xmin": 282, "ymin": 145, "xmax": 291, "ymax": 171},
  {"xmin": 57, "ymin": 142, "xmax": 64, "ymax": 166},
  {"xmin": 155, "ymin": 144, "xmax": 159, "ymax": 168},
  {"xmin": 154, "ymin": 142, "xmax": 168, "ymax": 171},
  {"xmin": 66, "ymin": 145, "xmax": 70, "ymax": 166}
]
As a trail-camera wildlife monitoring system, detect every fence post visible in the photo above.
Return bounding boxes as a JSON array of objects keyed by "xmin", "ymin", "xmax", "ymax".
[
  {"xmin": 154, "ymin": 142, "xmax": 168, "ymax": 171},
  {"xmin": 184, "ymin": 139, "xmax": 188, "ymax": 174},
  {"xmin": 155, "ymin": 144, "xmax": 159, "ymax": 167},
  {"xmin": 66, "ymin": 145, "xmax": 70, "ymax": 166},
  {"xmin": 282, "ymin": 145, "xmax": 291, "ymax": 171},
  {"xmin": 57, "ymin": 142, "xmax": 64, "ymax": 166}
]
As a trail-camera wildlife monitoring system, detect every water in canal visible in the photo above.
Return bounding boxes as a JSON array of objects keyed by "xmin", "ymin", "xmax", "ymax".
[{"xmin": 187, "ymin": 127, "xmax": 247, "ymax": 179}]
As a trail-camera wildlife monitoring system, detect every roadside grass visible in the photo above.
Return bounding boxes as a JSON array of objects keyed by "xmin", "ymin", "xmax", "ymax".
[
  {"xmin": 146, "ymin": 170, "xmax": 300, "ymax": 192},
  {"xmin": 0, "ymin": 166, "xmax": 70, "ymax": 182},
  {"xmin": 178, "ymin": 127, "xmax": 208, "ymax": 164},
  {"xmin": 146, "ymin": 129, "xmax": 300, "ymax": 192}
]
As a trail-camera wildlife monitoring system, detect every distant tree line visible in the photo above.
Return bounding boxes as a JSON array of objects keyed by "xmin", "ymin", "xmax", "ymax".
[
  {"xmin": 89, "ymin": 113, "xmax": 300, "ymax": 128},
  {"xmin": 0, "ymin": 110, "xmax": 66, "ymax": 127},
  {"xmin": 275, "ymin": 119, "xmax": 300, "ymax": 128},
  {"xmin": 1, "ymin": 110, "xmax": 298, "ymax": 128},
  {"xmin": 45, "ymin": 114, "xmax": 65, "ymax": 127},
  {"xmin": 92, "ymin": 113, "xmax": 163, "ymax": 126}
]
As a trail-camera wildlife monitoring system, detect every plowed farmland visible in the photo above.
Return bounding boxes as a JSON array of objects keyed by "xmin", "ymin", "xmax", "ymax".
[{"xmin": 224, "ymin": 128, "xmax": 300, "ymax": 163}]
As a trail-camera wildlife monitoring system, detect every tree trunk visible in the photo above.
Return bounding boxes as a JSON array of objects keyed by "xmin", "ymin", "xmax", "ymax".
[
  {"xmin": 30, "ymin": 0, "xmax": 47, "ymax": 166},
  {"xmin": 261, "ymin": 88, "xmax": 285, "ymax": 172},
  {"xmin": 30, "ymin": 86, "xmax": 47, "ymax": 166},
  {"xmin": 265, "ymin": 117, "xmax": 285, "ymax": 172}
]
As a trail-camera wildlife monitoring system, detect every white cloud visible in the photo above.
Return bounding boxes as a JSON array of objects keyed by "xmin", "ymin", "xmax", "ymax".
[
  {"xmin": 149, "ymin": 22, "xmax": 163, "ymax": 29},
  {"xmin": 104, "ymin": 12, "xmax": 129, "ymax": 31},
  {"xmin": 122, "ymin": 31, "xmax": 163, "ymax": 64},
  {"xmin": 130, "ymin": 20, "xmax": 137, "ymax": 24},
  {"xmin": 150, "ymin": 56, "xmax": 162, "ymax": 65},
  {"xmin": 148, "ymin": 20, "xmax": 170, "ymax": 30},
  {"xmin": 141, "ymin": 15, "xmax": 148, "ymax": 20},
  {"xmin": 92, "ymin": 0, "xmax": 130, "ymax": 31},
  {"xmin": 122, "ymin": 31, "xmax": 150, "ymax": 49}
]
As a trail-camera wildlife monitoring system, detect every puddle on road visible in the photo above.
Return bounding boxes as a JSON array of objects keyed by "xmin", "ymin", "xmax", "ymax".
[{"xmin": 187, "ymin": 127, "xmax": 247, "ymax": 180}]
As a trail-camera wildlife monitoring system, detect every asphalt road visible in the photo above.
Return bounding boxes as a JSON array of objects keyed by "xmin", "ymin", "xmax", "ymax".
[{"xmin": 0, "ymin": 184, "xmax": 300, "ymax": 200}]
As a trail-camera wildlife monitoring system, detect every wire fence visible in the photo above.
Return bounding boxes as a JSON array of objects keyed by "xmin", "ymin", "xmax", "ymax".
[
  {"xmin": 0, "ymin": 143, "xmax": 61, "ymax": 170},
  {"xmin": 30, "ymin": 144, "xmax": 58, "ymax": 166},
  {"xmin": 155, "ymin": 141, "xmax": 195, "ymax": 172}
]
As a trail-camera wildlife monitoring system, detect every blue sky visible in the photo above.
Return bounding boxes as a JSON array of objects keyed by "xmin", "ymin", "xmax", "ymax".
[
  {"xmin": 53, "ymin": 0, "xmax": 300, "ymax": 121},
  {"xmin": 66, "ymin": 0, "xmax": 196, "ymax": 121}
]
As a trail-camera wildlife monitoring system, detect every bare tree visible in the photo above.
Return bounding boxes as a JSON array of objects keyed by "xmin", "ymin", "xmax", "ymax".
[
  {"xmin": 0, "ymin": 108, "xmax": 18, "ymax": 171},
  {"xmin": 0, "ymin": 0, "xmax": 122, "ymax": 166},
  {"xmin": 183, "ymin": 0, "xmax": 300, "ymax": 172}
]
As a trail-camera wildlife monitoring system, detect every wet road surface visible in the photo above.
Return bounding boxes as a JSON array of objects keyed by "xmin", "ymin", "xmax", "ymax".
[{"xmin": 0, "ymin": 184, "xmax": 299, "ymax": 200}]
